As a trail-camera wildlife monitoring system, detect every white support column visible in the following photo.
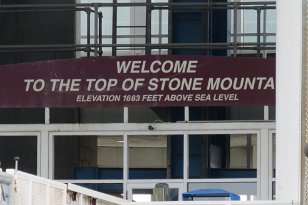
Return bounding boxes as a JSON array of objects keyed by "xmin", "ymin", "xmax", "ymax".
[{"xmin": 276, "ymin": 0, "xmax": 302, "ymax": 202}]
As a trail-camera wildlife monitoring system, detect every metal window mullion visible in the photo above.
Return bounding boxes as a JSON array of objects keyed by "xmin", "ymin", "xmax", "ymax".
[
  {"xmin": 257, "ymin": 130, "xmax": 261, "ymax": 200},
  {"xmin": 183, "ymin": 133, "xmax": 189, "ymax": 193},
  {"xmin": 247, "ymin": 134, "xmax": 252, "ymax": 168},
  {"xmin": 268, "ymin": 131, "xmax": 274, "ymax": 199},
  {"xmin": 258, "ymin": 129, "xmax": 271, "ymax": 200},
  {"xmin": 47, "ymin": 132, "xmax": 53, "ymax": 179},
  {"xmin": 123, "ymin": 134, "xmax": 128, "ymax": 200}
]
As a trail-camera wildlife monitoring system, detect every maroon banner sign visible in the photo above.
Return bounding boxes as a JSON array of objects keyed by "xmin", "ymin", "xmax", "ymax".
[{"xmin": 0, "ymin": 55, "xmax": 275, "ymax": 108}]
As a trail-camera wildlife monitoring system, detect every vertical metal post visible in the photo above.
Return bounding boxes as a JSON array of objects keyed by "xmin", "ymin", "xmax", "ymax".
[
  {"xmin": 112, "ymin": 0, "xmax": 117, "ymax": 56},
  {"xmin": 145, "ymin": 0, "xmax": 152, "ymax": 55},
  {"xmin": 86, "ymin": 9, "xmax": 91, "ymax": 57},
  {"xmin": 158, "ymin": 9, "xmax": 162, "ymax": 55},
  {"xmin": 167, "ymin": 136, "xmax": 172, "ymax": 179},
  {"xmin": 168, "ymin": 4, "xmax": 173, "ymax": 55},
  {"xmin": 94, "ymin": 5, "xmax": 99, "ymax": 57},
  {"xmin": 262, "ymin": 7, "xmax": 267, "ymax": 58},
  {"xmin": 99, "ymin": 12, "xmax": 103, "ymax": 56},
  {"xmin": 123, "ymin": 134, "xmax": 128, "ymax": 200},
  {"xmin": 256, "ymin": 8, "xmax": 261, "ymax": 57},
  {"xmin": 183, "ymin": 133, "xmax": 189, "ymax": 194},
  {"xmin": 233, "ymin": 3, "xmax": 238, "ymax": 57}
]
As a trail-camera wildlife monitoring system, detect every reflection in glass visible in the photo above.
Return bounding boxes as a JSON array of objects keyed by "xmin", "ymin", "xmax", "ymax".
[
  {"xmin": 0, "ymin": 136, "xmax": 37, "ymax": 174},
  {"xmin": 229, "ymin": 134, "xmax": 257, "ymax": 169},
  {"xmin": 0, "ymin": 108, "xmax": 44, "ymax": 124},
  {"xmin": 272, "ymin": 181, "xmax": 276, "ymax": 200},
  {"xmin": 189, "ymin": 134, "xmax": 257, "ymax": 178},
  {"xmin": 189, "ymin": 107, "xmax": 228, "ymax": 121},
  {"xmin": 129, "ymin": 135, "xmax": 183, "ymax": 179},
  {"xmin": 54, "ymin": 135, "xmax": 123, "ymax": 180},
  {"xmin": 269, "ymin": 106, "xmax": 276, "ymax": 120},
  {"xmin": 80, "ymin": 108, "xmax": 124, "ymax": 123}
]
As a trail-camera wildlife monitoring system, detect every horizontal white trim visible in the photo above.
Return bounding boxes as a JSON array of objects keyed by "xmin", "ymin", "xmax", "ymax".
[
  {"xmin": 56, "ymin": 178, "xmax": 257, "ymax": 184},
  {"xmin": 0, "ymin": 122, "xmax": 275, "ymax": 133},
  {"xmin": 122, "ymin": 201, "xmax": 296, "ymax": 205}
]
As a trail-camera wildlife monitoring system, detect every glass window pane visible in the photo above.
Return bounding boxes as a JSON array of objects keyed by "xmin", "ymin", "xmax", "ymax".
[
  {"xmin": 80, "ymin": 108, "xmax": 123, "ymax": 123},
  {"xmin": 0, "ymin": 135, "xmax": 37, "ymax": 174},
  {"xmin": 189, "ymin": 134, "xmax": 257, "ymax": 179},
  {"xmin": 189, "ymin": 107, "xmax": 228, "ymax": 121},
  {"xmin": 129, "ymin": 107, "xmax": 184, "ymax": 123},
  {"xmin": 0, "ymin": 108, "xmax": 44, "ymax": 124},
  {"xmin": 51, "ymin": 108, "xmax": 124, "ymax": 123},
  {"xmin": 129, "ymin": 135, "xmax": 183, "ymax": 179},
  {"xmin": 54, "ymin": 135, "xmax": 123, "ymax": 180},
  {"xmin": 229, "ymin": 106, "xmax": 264, "ymax": 120},
  {"xmin": 230, "ymin": 134, "xmax": 257, "ymax": 169},
  {"xmin": 50, "ymin": 108, "xmax": 80, "ymax": 123},
  {"xmin": 189, "ymin": 106, "xmax": 265, "ymax": 121},
  {"xmin": 269, "ymin": 106, "xmax": 275, "ymax": 120}
]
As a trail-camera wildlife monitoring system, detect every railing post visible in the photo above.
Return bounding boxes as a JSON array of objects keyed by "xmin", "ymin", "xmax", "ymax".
[
  {"xmin": 256, "ymin": 7, "xmax": 261, "ymax": 57},
  {"xmin": 262, "ymin": 6, "xmax": 267, "ymax": 58},
  {"xmin": 145, "ymin": 0, "xmax": 152, "ymax": 55},
  {"xmin": 158, "ymin": 9, "xmax": 162, "ymax": 55},
  {"xmin": 168, "ymin": 4, "xmax": 173, "ymax": 55},
  {"xmin": 233, "ymin": 2, "xmax": 238, "ymax": 57},
  {"xmin": 99, "ymin": 11, "xmax": 103, "ymax": 56},
  {"xmin": 86, "ymin": 8, "xmax": 91, "ymax": 57},
  {"xmin": 94, "ymin": 5, "xmax": 99, "ymax": 57},
  {"xmin": 112, "ymin": 0, "xmax": 117, "ymax": 56}
]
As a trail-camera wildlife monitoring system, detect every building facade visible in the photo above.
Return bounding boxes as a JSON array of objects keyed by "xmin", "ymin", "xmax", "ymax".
[{"xmin": 0, "ymin": 0, "xmax": 278, "ymax": 202}]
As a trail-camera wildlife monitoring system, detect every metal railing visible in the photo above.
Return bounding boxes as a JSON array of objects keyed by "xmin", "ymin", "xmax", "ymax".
[{"xmin": 0, "ymin": 1, "xmax": 276, "ymax": 57}]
